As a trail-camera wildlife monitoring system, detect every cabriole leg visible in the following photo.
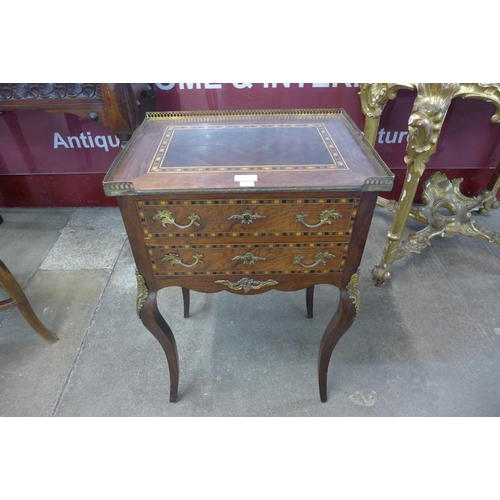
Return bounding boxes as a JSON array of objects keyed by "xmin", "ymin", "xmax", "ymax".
[{"xmin": 318, "ymin": 282, "xmax": 358, "ymax": 402}]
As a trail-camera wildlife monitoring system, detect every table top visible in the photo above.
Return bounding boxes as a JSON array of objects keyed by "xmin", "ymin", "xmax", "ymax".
[{"xmin": 103, "ymin": 109, "xmax": 394, "ymax": 196}]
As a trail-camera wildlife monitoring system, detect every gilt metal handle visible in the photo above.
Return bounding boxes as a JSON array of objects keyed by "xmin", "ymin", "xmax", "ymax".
[
  {"xmin": 295, "ymin": 209, "xmax": 342, "ymax": 228},
  {"xmin": 227, "ymin": 209, "xmax": 266, "ymax": 225},
  {"xmin": 293, "ymin": 252, "xmax": 336, "ymax": 268},
  {"xmin": 161, "ymin": 253, "xmax": 204, "ymax": 267},
  {"xmin": 231, "ymin": 252, "xmax": 266, "ymax": 265},
  {"xmin": 153, "ymin": 210, "xmax": 201, "ymax": 229}
]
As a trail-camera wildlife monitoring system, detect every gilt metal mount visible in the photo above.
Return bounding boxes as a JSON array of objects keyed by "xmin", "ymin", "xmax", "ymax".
[
  {"xmin": 161, "ymin": 253, "xmax": 204, "ymax": 267},
  {"xmin": 227, "ymin": 209, "xmax": 266, "ymax": 225},
  {"xmin": 295, "ymin": 209, "xmax": 342, "ymax": 228},
  {"xmin": 153, "ymin": 210, "xmax": 201, "ymax": 228},
  {"xmin": 214, "ymin": 277, "xmax": 278, "ymax": 293},
  {"xmin": 231, "ymin": 252, "xmax": 266, "ymax": 265},
  {"xmin": 293, "ymin": 252, "xmax": 335, "ymax": 268}
]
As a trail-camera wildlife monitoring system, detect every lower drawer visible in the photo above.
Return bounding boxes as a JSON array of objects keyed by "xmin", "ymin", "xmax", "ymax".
[{"xmin": 147, "ymin": 242, "xmax": 349, "ymax": 276}]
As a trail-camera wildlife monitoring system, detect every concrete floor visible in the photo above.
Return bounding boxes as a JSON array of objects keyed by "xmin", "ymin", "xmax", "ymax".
[{"xmin": 0, "ymin": 204, "xmax": 499, "ymax": 417}]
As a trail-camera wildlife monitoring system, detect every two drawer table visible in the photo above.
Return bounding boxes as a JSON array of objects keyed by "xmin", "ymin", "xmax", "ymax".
[{"xmin": 103, "ymin": 109, "xmax": 394, "ymax": 402}]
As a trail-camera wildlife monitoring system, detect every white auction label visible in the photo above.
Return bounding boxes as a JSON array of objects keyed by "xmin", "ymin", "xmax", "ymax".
[{"xmin": 234, "ymin": 174, "xmax": 258, "ymax": 187}]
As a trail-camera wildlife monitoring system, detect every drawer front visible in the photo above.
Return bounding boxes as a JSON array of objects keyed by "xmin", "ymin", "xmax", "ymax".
[
  {"xmin": 137, "ymin": 197, "xmax": 359, "ymax": 239},
  {"xmin": 147, "ymin": 242, "xmax": 349, "ymax": 276}
]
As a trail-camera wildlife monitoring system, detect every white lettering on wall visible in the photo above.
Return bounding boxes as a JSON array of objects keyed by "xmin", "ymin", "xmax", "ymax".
[
  {"xmin": 54, "ymin": 132, "xmax": 119, "ymax": 151},
  {"xmin": 155, "ymin": 83, "xmax": 359, "ymax": 91},
  {"xmin": 377, "ymin": 128, "xmax": 409, "ymax": 145},
  {"xmin": 156, "ymin": 83, "xmax": 176, "ymax": 90}
]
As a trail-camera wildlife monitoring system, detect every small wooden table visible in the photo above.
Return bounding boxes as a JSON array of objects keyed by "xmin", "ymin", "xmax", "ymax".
[{"xmin": 103, "ymin": 109, "xmax": 394, "ymax": 402}]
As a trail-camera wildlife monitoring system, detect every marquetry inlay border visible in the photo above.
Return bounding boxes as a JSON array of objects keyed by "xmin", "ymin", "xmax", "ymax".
[
  {"xmin": 136, "ymin": 198, "xmax": 360, "ymax": 239},
  {"xmin": 148, "ymin": 123, "xmax": 349, "ymax": 174},
  {"xmin": 147, "ymin": 242, "xmax": 349, "ymax": 276}
]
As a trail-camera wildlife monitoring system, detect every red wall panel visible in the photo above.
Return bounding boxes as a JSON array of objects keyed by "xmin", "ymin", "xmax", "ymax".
[{"xmin": 1, "ymin": 83, "xmax": 498, "ymax": 207}]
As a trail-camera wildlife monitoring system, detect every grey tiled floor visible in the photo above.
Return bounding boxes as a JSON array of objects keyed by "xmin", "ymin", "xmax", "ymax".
[{"xmin": 1, "ymin": 205, "xmax": 499, "ymax": 416}]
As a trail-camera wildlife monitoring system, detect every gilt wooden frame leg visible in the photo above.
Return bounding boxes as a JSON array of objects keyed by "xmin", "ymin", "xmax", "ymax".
[
  {"xmin": 0, "ymin": 260, "xmax": 59, "ymax": 343},
  {"xmin": 360, "ymin": 83, "xmax": 500, "ymax": 285},
  {"xmin": 369, "ymin": 84, "xmax": 460, "ymax": 285}
]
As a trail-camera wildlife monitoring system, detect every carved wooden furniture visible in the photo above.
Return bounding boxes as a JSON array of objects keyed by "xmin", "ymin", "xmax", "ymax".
[
  {"xmin": 359, "ymin": 83, "xmax": 500, "ymax": 285},
  {"xmin": 0, "ymin": 83, "xmax": 155, "ymax": 341},
  {"xmin": 103, "ymin": 109, "xmax": 394, "ymax": 402},
  {"xmin": 0, "ymin": 83, "xmax": 156, "ymax": 144},
  {"xmin": 0, "ymin": 260, "xmax": 58, "ymax": 343}
]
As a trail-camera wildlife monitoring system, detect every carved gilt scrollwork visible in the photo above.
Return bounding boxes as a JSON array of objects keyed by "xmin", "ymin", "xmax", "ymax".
[
  {"xmin": 406, "ymin": 83, "xmax": 460, "ymax": 177},
  {"xmin": 364, "ymin": 82, "xmax": 500, "ymax": 286},
  {"xmin": 456, "ymin": 83, "xmax": 500, "ymax": 123},
  {"xmin": 398, "ymin": 172, "xmax": 500, "ymax": 256},
  {"xmin": 359, "ymin": 83, "xmax": 415, "ymax": 145},
  {"xmin": 359, "ymin": 83, "xmax": 415, "ymax": 119}
]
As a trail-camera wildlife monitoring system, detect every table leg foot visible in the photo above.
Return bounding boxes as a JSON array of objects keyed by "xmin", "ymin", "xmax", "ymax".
[
  {"xmin": 318, "ymin": 287, "xmax": 356, "ymax": 402},
  {"xmin": 0, "ymin": 260, "xmax": 59, "ymax": 343},
  {"xmin": 140, "ymin": 290, "xmax": 179, "ymax": 403}
]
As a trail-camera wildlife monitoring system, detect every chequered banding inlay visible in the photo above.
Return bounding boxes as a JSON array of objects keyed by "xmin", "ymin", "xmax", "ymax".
[
  {"xmin": 149, "ymin": 123, "xmax": 349, "ymax": 173},
  {"xmin": 147, "ymin": 242, "xmax": 349, "ymax": 276},
  {"xmin": 137, "ymin": 198, "xmax": 360, "ymax": 239}
]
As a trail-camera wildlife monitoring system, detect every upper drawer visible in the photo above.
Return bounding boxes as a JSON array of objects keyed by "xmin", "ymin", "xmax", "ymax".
[{"xmin": 137, "ymin": 197, "xmax": 359, "ymax": 238}]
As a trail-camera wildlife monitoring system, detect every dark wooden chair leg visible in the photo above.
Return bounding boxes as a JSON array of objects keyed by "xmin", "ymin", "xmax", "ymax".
[
  {"xmin": 306, "ymin": 286, "xmax": 314, "ymax": 319},
  {"xmin": 0, "ymin": 260, "xmax": 59, "ymax": 343},
  {"xmin": 182, "ymin": 287, "xmax": 190, "ymax": 318},
  {"xmin": 318, "ymin": 287, "xmax": 356, "ymax": 402},
  {"xmin": 140, "ymin": 290, "xmax": 179, "ymax": 402}
]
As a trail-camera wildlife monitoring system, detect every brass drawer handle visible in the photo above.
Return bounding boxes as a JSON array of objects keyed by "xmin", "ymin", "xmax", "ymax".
[
  {"xmin": 293, "ymin": 251, "xmax": 336, "ymax": 268},
  {"xmin": 231, "ymin": 252, "xmax": 266, "ymax": 265},
  {"xmin": 214, "ymin": 277, "xmax": 278, "ymax": 294},
  {"xmin": 295, "ymin": 209, "xmax": 342, "ymax": 228},
  {"xmin": 161, "ymin": 253, "xmax": 204, "ymax": 268},
  {"xmin": 227, "ymin": 209, "xmax": 266, "ymax": 225},
  {"xmin": 153, "ymin": 210, "xmax": 201, "ymax": 229}
]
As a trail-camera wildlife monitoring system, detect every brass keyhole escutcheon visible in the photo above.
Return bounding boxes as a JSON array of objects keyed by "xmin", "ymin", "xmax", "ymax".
[
  {"xmin": 227, "ymin": 209, "xmax": 266, "ymax": 225},
  {"xmin": 231, "ymin": 252, "xmax": 266, "ymax": 265}
]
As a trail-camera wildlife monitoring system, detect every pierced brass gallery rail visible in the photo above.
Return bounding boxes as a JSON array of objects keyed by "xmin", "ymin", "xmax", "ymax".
[
  {"xmin": 214, "ymin": 277, "xmax": 278, "ymax": 293},
  {"xmin": 231, "ymin": 252, "xmax": 266, "ymax": 265},
  {"xmin": 162, "ymin": 253, "xmax": 204, "ymax": 267},
  {"xmin": 153, "ymin": 210, "xmax": 201, "ymax": 228},
  {"xmin": 227, "ymin": 209, "xmax": 266, "ymax": 225},
  {"xmin": 295, "ymin": 209, "xmax": 342, "ymax": 228},
  {"xmin": 293, "ymin": 252, "xmax": 336, "ymax": 268}
]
